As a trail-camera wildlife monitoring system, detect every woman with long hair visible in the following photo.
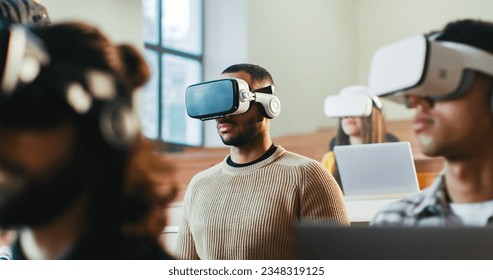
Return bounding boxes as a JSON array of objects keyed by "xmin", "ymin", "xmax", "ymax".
[{"xmin": 321, "ymin": 86, "xmax": 399, "ymax": 190}]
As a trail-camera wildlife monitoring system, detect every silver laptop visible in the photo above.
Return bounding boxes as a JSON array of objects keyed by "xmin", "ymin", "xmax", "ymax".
[
  {"xmin": 334, "ymin": 142, "xmax": 420, "ymax": 199},
  {"xmin": 296, "ymin": 223, "xmax": 493, "ymax": 260}
]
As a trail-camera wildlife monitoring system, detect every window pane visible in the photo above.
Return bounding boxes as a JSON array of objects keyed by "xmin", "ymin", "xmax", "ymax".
[
  {"xmin": 141, "ymin": 50, "xmax": 159, "ymax": 139},
  {"xmin": 142, "ymin": 0, "xmax": 159, "ymax": 44},
  {"xmin": 161, "ymin": 54, "xmax": 202, "ymax": 146},
  {"xmin": 162, "ymin": 0, "xmax": 202, "ymax": 55}
]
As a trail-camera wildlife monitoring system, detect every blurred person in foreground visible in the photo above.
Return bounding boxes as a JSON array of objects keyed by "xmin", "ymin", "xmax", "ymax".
[{"xmin": 0, "ymin": 21, "xmax": 177, "ymax": 259}]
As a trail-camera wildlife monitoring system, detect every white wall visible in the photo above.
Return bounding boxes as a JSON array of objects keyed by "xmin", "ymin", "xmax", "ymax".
[
  {"xmin": 247, "ymin": 0, "xmax": 359, "ymax": 138},
  {"xmin": 42, "ymin": 0, "xmax": 143, "ymax": 46}
]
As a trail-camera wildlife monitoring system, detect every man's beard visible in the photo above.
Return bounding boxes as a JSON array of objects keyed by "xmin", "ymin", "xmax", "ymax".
[{"xmin": 220, "ymin": 121, "xmax": 261, "ymax": 146}]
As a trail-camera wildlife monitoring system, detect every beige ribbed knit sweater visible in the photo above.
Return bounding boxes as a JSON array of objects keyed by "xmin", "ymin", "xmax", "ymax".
[{"xmin": 174, "ymin": 146, "xmax": 349, "ymax": 260}]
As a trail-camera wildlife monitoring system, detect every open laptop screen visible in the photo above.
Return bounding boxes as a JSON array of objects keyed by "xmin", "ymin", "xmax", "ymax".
[{"xmin": 334, "ymin": 142, "xmax": 420, "ymax": 198}]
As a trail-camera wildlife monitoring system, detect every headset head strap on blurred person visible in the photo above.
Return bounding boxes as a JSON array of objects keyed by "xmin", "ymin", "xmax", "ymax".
[{"xmin": 0, "ymin": 0, "xmax": 51, "ymax": 26}]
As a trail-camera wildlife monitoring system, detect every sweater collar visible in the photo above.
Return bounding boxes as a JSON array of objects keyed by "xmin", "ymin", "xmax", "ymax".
[
  {"xmin": 227, "ymin": 144, "xmax": 277, "ymax": 167},
  {"xmin": 221, "ymin": 145, "xmax": 286, "ymax": 173}
]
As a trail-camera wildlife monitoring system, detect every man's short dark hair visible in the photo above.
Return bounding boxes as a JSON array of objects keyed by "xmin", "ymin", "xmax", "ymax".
[
  {"xmin": 433, "ymin": 19, "xmax": 493, "ymax": 54},
  {"xmin": 222, "ymin": 63, "xmax": 274, "ymax": 85}
]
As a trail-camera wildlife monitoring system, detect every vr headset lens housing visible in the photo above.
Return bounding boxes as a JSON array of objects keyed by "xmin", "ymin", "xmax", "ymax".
[
  {"xmin": 185, "ymin": 78, "xmax": 251, "ymax": 120},
  {"xmin": 186, "ymin": 78, "xmax": 280, "ymax": 120},
  {"xmin": 324, "ymin": 85, "xmax": 379, "ymax": 118},
  {"xmin": 368, "ymin": 35, "xmax": 493, "ymax": 103}
]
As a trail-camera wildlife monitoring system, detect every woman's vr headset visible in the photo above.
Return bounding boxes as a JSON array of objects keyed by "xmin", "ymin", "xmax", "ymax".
[
  {"xmin": 185, "ymin": 78, "xmax": 281, "ymax": 120},
  {"xmin": 324, "ymin": 85, "xmax": 382, "ymax": 118},
  {"xmin": 368, "ymin": 35, "xmax": 493, "ymax": 103}
]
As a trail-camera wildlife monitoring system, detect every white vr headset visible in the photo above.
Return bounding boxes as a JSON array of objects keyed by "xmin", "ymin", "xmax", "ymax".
[
  {"xmin": 1, "ymin": 23, "xmax": 49, "ymax": 95},
  {"xmin": 368, "ymin": 35, "xmax": 493, "ymax": 103},
  {"xmin": 324, "ymin": 85, "xmax": 382, "ymax": 118},
  {"xmin": 185, "ymin": 78, "xmax": 281, "ymax": 120}
]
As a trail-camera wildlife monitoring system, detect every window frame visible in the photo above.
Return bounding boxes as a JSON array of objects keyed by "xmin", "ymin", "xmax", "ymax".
[{"xmin": 142, "ymin": 0, "xmax": 205, "ymax": 150}]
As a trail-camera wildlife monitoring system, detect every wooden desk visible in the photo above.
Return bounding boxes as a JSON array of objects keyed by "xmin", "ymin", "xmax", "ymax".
[
  {"xmin": 413, "ymin": 155, "xmax": 444, "ymax": 189},
  {"xmin": 343, "ymin": 195, "xmax": 409, "ymax": 225}
]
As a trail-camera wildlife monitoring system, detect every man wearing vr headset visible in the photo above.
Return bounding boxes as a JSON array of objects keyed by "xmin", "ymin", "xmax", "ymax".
[
  {"xmin": 371, "ymin": 19, "xmax": 493, "ymax": 226},
  {"xmin": 0, "ymin": 21, "xmax": 178, "ymax": 259},
  {"xmin": 175, "ymin": 63, "xmax": 349, "ymax": 260}
]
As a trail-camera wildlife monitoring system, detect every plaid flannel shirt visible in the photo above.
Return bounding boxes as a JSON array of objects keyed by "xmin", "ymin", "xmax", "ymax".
[{"xmin": 370, "ymin": 169, "xmax": 493, "ymax": 226}]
